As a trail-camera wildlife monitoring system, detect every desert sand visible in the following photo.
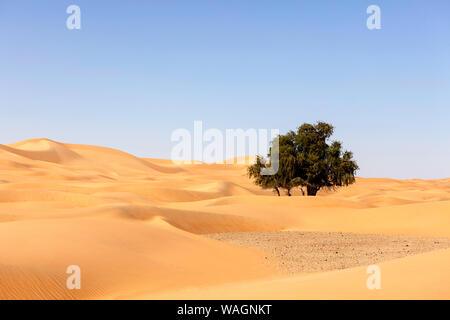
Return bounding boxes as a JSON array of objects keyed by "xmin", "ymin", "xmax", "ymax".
[{"xmin": 0, "ymin": 138, "xmax": 449, "ymax": 299}]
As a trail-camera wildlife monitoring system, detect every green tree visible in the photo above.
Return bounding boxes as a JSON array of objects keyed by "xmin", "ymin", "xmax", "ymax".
[
  {"xmin": 294, "ymin": 122, "xmax": 358, "ymax": 195},
  {"xmin": 248, "ymin": 122, "xmax": 359, "ymax": 196}
]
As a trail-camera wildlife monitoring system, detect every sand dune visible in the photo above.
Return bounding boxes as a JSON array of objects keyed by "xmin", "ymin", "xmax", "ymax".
[
  {"xmin": 4, "ymin": 139, "xmax": 83, "ymax": 164},
  {"xmin": 0, "ymin": 217, "xmax": 273, "ymax": 300},
  {"xmin": 0, "ymin": 139, "xmax": 449, "ymax": 299}
]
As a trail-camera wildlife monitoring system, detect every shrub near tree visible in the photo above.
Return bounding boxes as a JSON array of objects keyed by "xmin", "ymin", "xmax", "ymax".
[{"xmin": 248, "ymin": 122, "xmax": 359, "ymax": 196}]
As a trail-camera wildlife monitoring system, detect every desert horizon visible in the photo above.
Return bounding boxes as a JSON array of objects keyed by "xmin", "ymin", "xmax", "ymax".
[{"xmin": 1, "ymin": 138, "xmax": 449, "ymax": 300}]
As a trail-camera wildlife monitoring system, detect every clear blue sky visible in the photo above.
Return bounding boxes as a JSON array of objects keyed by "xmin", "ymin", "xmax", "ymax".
[{"xmin": 1, "ymin": 1, "xmax": 449, "ymax": 179}]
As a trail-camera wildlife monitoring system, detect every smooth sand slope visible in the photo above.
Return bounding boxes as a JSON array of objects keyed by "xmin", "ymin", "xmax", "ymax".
[{"xmin": 0, "ymin": 139, "xmax": 449, "ymax": 299}]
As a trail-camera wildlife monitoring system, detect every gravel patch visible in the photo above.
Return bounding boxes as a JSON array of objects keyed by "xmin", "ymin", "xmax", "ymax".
[{"xmin": 205, "ymin": 231, "xmax": 450, "ymax": 275}]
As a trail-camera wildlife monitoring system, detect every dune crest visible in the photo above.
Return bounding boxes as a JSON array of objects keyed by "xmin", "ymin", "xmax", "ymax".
[{"xmin": 1, "ymin": 139, "xmax": 82, "ymax": 164}]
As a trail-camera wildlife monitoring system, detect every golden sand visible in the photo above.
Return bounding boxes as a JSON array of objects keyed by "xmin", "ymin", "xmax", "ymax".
[{"xmin": 0, "ymin": 139, "xmax": 449, "ymax": 299}]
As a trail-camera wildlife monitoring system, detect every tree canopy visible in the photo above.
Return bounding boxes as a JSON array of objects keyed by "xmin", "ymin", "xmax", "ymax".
[{"xmin": 248, "ymin": 122, "xmax": 359, "ymax": 196}]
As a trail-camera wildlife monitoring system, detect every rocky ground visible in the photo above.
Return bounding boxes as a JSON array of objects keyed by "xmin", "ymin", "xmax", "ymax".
[{"xmin": 205, "ymin": 231, "xmax": 450, "ymax": 274}]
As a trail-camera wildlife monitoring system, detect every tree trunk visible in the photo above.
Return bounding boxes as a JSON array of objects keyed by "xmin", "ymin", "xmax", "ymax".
[
  {"xmin": 274, "ymin": 187, "xmax": 280, "ymax": 197},
  {"xmin": 300, "ymin": 187, "xmax": 305, "ymax": 196},
  {"xmin": 306, "ymin": 185, "xmax": 319, "ymax": 196}
]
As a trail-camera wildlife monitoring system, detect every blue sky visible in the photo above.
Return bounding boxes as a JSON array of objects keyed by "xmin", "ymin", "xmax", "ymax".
[{"xmin": 1, "ymin": 0, "xmax": 449, "ymax": 179}]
